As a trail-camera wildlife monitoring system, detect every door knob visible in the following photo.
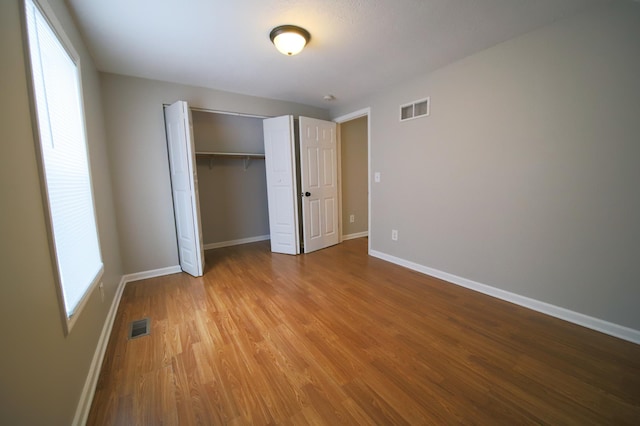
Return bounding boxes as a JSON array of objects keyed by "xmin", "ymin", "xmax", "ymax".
[{"xmin": 305, "ymin": 192, "xmax": 311, "ymax": 197}]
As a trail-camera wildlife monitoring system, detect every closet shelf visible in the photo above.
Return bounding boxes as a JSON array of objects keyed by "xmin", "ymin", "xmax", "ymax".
[
  {"xmin": 195, "ymin": 151, "xmax": 265, "ymax": 170},
  {"xmin": 195, "ymin": 151, "xmax": 265, "ymax": 159}
]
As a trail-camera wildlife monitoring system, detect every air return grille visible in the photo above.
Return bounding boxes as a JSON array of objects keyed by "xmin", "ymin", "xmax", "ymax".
[
  {"xmin": 400, "ymin": 97, "xmax": 430, "ymax": 121},
  {"xmin": 128, "ymin": 318, "xmax": 150, "ymax": 339}
]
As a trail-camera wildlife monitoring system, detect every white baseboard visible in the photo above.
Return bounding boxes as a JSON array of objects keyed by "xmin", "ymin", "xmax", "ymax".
[
  {"xmin": 370, "ymin": 250, "xmax": 640, "ymax": 345},
  {"xmin": 72, "ymin": 275, "xmax": 127, "ymax": 426},
  {"xmin": 121, "ymin": 265, "xmax": 182, "ymax": 283},
  {"xmin": 342, "ymin": 231, "xmax": 368, "ymax": 241},
  {"xmin": 73, "ymin": 264, "xmax": 184, "ymax": 425},
  {"xmin": 204, "ymin": 235, "xmax": 270, "ymax": 250}
]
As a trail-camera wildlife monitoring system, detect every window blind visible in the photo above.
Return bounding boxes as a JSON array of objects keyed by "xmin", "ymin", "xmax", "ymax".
[{"xmin": 25, "ymin": 0, "xmax": 103, "ymax": 320}]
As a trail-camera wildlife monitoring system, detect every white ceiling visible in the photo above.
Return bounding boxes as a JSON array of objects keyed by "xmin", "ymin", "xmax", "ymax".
[{"xmin": 66, "ymin": 0, "xmax": 609, "ymax": 109}]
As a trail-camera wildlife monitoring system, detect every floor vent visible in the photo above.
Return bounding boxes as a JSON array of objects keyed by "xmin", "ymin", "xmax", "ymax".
[{"xmin": 128, "ymin": 318, "xmax": 150, "ymax": 339}]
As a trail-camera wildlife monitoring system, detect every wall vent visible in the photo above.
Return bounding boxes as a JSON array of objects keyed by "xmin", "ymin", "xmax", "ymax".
[
  {"xmin": 400, "ymin": 97, "xmax": 430, "ymax": 121},
  {"xmin": 128, "ymin": 318, "xmax": 150, "ymax": 339}
]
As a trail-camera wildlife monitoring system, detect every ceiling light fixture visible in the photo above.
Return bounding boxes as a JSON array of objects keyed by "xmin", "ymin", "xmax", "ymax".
[{"xmin": 269, "ymin": 25, "xmax": 311, "ymax": 56}]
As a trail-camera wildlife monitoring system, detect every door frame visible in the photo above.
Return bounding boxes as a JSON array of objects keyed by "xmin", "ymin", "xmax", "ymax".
[{"xmin": 333, "ymin": 107, "xmax": 372, "ymax": 255}]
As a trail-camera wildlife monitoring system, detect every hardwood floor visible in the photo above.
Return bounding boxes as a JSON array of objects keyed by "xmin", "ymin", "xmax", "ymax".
[{"xmin": 87, "ymin": 238, "xmax": 640, "ymax": 425}]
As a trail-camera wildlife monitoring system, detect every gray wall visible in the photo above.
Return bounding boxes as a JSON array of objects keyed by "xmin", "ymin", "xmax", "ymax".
[
  {"xmin": 0, "ymin": 0, "xmax": 123, "ymax": 424},
  {"xmin": 340, "ymin": 116, "xmax": 368, "ymax": 237},
  {"xmin": 331, "ymin": 2, "xmax": 640, "ymax": 331},
  {"xmin": 100, "ymin": 73, "xmax": 330, "ymax": 274},
  {"xmin": 192, "ymin": 111, "xmax": 269, "ymax": 245}
]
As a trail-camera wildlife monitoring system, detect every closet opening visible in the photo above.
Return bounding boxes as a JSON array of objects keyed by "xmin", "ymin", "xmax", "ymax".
[{"xmin": 191, "ymin": 108, "xmax": 270, "ymax": 251}]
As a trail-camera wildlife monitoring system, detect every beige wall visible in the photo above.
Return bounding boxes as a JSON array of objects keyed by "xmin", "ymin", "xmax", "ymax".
[
  {"xmin": 100, "ymin": 73, "xmax": 330, "ymax": 274},
  {"xmin": 340, "ymin": 116, "xmax": 368, "ymax": 237},
  {"xmin": 331, "ymin": 2, "xmax": 640, "ymax": 331},
  {"xmin": 0, "ymin": 0, "xmax": 123, "ymax": 423},
  {"xmin": 192, "ymin": 111, "xmax": 269, "ymax": 245}
]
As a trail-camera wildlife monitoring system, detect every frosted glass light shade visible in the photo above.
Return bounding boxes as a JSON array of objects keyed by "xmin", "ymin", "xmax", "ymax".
[
  {"xmin": 270, "ymin": 25, "xmax": 310, "ymax": 56},
  {"xmin": 273, "ymin": 32, "xmax": 306, "ymax": 55}
]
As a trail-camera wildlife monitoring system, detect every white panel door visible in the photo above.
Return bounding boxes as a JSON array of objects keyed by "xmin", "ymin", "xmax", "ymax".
[
  {"xmin": 263, "ymin": 116, "xmax": 300, "ymax": 254},
  {"xmin": 299, "ymin": 117, "xmax": 339, "ymax": 253},
  {"xmin": 164, "ymin": 101, "xmax": 204, "ymax": 276}
]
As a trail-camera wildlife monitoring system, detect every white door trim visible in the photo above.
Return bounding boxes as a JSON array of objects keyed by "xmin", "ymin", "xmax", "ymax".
[{"xmin": 334, "ymin": 108, "xmax": 370, "ymax": 123}]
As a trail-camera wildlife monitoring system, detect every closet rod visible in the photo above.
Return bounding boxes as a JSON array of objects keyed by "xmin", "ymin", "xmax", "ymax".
[
  {"xmin": 189, "ymin": 107, "xmax": 270, "ymax": 119},
  {"xmin": 196, "ymin": 151, "xmax": 265, "ymax": 171}
]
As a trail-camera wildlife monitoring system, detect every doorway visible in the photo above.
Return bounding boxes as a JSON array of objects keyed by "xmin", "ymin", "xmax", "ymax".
[{"xmin": 335, "ymin": 108, "xmax": 371, "ymax": 253}]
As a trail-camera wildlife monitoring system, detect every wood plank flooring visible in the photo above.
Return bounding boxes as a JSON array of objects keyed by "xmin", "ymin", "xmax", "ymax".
[{"xmin": 87, "ymin": 238, "xmax": 640, "ymax": 425}]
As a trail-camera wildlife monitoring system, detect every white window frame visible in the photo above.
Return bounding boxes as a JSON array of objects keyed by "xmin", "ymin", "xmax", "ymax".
[{"xmin": 22, "ymin": 0, "xmax": 104, "ymax": 335}]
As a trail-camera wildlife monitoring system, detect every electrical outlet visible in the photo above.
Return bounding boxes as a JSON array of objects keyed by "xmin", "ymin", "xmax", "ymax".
[
  {"xmin": 349, "ymin": 214, "xmax": 355, "ymax": 223},
  {"xmin": 392, "ymin": 229, "xmax": 398, "ymax": 241},
  {"xmin": 99, "ymin": 281, "xmax": 105, "ymax": 302}
]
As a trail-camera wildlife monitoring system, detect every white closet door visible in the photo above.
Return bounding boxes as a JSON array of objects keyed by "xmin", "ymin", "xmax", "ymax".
[
  {"xmin": 299, "ymin": 117, "xmax": 339, "ymax": 253},
  {"xmin": 164, "ymin": 101, "xmax": 204, "ymax": 276},
  {"xmin": 263, "ymin": 115, "xmax": 300, "ymax": 254}
]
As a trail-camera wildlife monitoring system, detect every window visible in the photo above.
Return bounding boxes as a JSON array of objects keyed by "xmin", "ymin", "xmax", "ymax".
[{"xmin": 24, "ymin": 0, "xmax": 103, "ymax": 334}]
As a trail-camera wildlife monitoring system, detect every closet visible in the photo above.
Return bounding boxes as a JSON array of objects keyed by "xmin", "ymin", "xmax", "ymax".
[{"xmin": 164, "ymin": 101, "xmax": 339, "ymax": 277}]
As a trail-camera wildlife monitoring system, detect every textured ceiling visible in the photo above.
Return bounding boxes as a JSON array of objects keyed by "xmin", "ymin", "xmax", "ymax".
[{"xmin": 66, "ymin": 0, "xmax": 610, "ymax": 109}]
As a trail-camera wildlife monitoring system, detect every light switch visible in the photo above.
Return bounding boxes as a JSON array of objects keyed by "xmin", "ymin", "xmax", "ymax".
[{"xmin": 374, "ymin": 172, "xmax": 381, "ymax": 183}]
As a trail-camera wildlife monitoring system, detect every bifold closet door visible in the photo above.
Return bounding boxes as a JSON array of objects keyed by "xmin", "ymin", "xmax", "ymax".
[
  {"xmin": 263, "ymin": 115, "xmax": 301, "ymax": 254},
  {"xmin": 164, "ymin": 100, "xmax": 204, "ymax": 276},
  {"xmin": 263, "ymin": 115, "xmax": 339, "ymax": 255}
]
